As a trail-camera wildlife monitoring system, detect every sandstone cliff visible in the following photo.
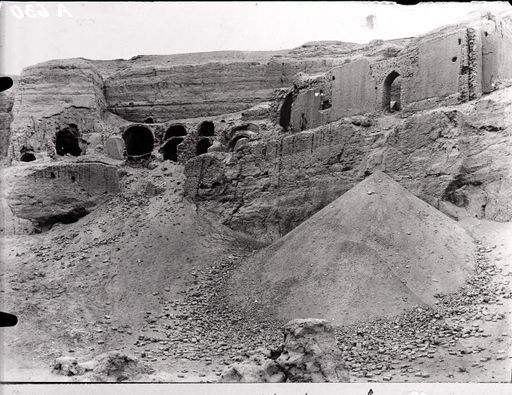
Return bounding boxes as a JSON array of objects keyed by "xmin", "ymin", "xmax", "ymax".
[{"xmin": 185, "ymin": 86, "xmax": 512, "ymax": 242}]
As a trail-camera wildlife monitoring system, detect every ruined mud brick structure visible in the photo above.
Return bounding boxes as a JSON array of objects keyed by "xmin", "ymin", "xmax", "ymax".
[{"xmin": 1, "ymin": 13, "xmax": 511, "ymax": 238}]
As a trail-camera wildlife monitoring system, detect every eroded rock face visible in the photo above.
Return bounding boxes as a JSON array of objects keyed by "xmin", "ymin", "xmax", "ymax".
[
  {"xmin": 221, "ymin": 319, "xmax": 349, "ymax": 383},
  {"xmin": 277, "ymin": 319, "xmax": 349, "ymax": 383},
  {"xmin": 185, "ymin": 87, "xmax": 512, "ymax": 242},
  {"xmin": 220, "ymin": 351, "xmax": 286, "ymax": 383},
  {"xmin": 0, "ymin": 161, "xmax": 120, "ymax": 234},
  {"xmin": 52, "ymin": 352, "xmax": 154, "ymax": 382}
]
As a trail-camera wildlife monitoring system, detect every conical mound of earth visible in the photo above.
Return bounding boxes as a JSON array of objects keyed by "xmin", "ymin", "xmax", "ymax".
[{"xmin": 227, "ymin": 171, "xmax": 476, "ymax": 325}]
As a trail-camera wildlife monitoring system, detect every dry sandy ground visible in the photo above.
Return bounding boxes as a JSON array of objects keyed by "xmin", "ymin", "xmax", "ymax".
[{"xmin": 0, "ymin": 165, "xmax": 510, "ymax": 383}]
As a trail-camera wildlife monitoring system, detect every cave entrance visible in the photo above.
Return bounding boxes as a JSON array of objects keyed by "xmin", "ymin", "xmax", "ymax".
[
  {"xmin": 56, "ymin": 125, "xmax": 82, "ymax": 156},
  {"xmin": 162, "ymin": 138, "xmax": 183, "ymax": 162},
  {"xmin": 279, "ymin": 92, "xmax": 293, "ymax": 129},
  {"xmin": 20, "ymin": 152, "xmax": 36, "ymax": 162},
  {"xmin": 123, "ymin": 126, "xmax": 154, "ymax": 158},
  {"xmin": 20, "ymin": 146, "xmax": 36, "ymax": 162},
  {"xmin": 383, "ymin": 71, "xmax": 401, "ymax": 112},
  {"xmin": 165, "ymin": 124, "xmax": 187, "ymax": 140},
  {"xmin": 198, "ymin": 121, "xmax": 215, "ymax": 137},
  {"xmin": 196, "ymin": 138, "xmax": 212, "ymax": 155}
]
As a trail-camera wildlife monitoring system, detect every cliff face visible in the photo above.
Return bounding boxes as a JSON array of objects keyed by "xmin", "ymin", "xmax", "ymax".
[
  {"xmin": 0, "ymin": 78, "xmax": 16, "ymax": 157},
  {"xmin": 184, "ymin": 86, "xmax": 512, "ymax": 242},
  {"xmin": 7, "ymin": 59, "xmax": 128, "ymax": 160}
]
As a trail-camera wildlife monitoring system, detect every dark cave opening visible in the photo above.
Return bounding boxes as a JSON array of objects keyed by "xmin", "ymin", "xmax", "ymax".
[
  {"xmin": 165, "ymin": 124, "xmax": 187, "ymax": 140},
  {"xmin": 36, "ymin": 207, "xmax": 90, "ymax": 233},
  {"xmin": 198, "ymin": 121, "xmax": 215, "ymax": 137},
  {"xmin": 20, "ymin": 152, "xmax": 36, "ymax": 162},
  {"xmin": 196, "ymin": 138, "xmax": 212, "ymax": 155},
  {"xmin": 56, "ymin": 125, "xmax": 82, "ymax": 156},
  {"xmin": 162, "ymin": 138, "xmax": 184, "ymax": 162},
  {"xmin": 123, "ymin": 126, "xmax": 154, "ymax": 157},
  {"xmin": 279, "ymin": 92, "xmax": 293, "ymax": 129}
]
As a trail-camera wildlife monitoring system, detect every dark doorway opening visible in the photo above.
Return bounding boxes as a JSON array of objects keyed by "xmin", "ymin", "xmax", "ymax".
[
  {"xmin": 196, "ymin": 138, "xmax": 212, "ymax": 155},
  {"xmin": 123, "ymin": 126, "xmax": 154, "ymax": 157},
  {"xmin": 56, "ymin": 125, "xmax": 82, "ymax": 156},
  {"xmin": 279, "ymin": 92, "xmax": 293, "ymax": 129},
  {"xmin": 162, "ymin": 138, "xmax": 183, "ymax": 162},
  {"xmin": 165, "ymin": 125, "xmax": 187, "ymax": 140},
  {"xmin": 144, "ymin": 117, "xmax": 154, "ymax": 124},
  {"xmin": 20, "ymin": 152, "xmax": 36, "ymax": 162},
  {"xmin": 198, "ymin": 121, "xmax": 215, "ymax": 137},
  {"xmin": 382, "ymin": 71, "xmax": 401, "ymax": 112},
  {"xmin": 20, "ymin": 146, "xmax": 36, "ymax": 162}
]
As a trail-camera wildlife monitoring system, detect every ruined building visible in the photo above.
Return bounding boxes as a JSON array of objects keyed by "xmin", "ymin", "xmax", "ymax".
[{"xmin": 1, "ymin": 13, "xmax": 511, "ymax": 238}]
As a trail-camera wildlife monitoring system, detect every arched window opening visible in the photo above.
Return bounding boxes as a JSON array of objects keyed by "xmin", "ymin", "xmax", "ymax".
[
  {"xmin": 144, "ymin": 117, "xmax": 154, "ymax": 124},
  {"xmin": 279, "ymin": 92, "xmax": 293, "ymax": 129},
  {"xmin": 56, "ymin": 125, "xmax": 82, "ymax": 156},
  {"xmin": 196, "ymin": 138, "xmax": 212, "ymax": 155},
  {"xmin": 162, "ymin": 138, "xmax": 183, "ymax": 162},
  {"xmin": 382, "ymin": 71, "xmax": 401, "ymax": 112},
  {"xmin": 164, "ymin": 124, "xmax": 187, "ymax": 141},
  {"xmin": 123, "ymin": 126, "xmax": 154, "ymax": 158},
  {"xmin": 198, "ymin": 121, "xmax": 215, "ymax": 137}
]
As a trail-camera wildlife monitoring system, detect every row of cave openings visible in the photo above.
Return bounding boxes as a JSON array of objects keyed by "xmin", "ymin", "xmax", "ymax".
[
  {"xmin": 278, "ymin": 70, "xmax": 402, "ymax": 129},
  {"xmin": 123, "ymin": 120, "xmax": 215, "ymax": 161},
  {"xmin": 20, "ymin": 124, "xmax": 82, "ymax": 162}
]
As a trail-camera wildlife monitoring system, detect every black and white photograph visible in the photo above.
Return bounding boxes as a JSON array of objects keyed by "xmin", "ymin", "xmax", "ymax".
[{"xmin": 0, "ymin": 1, "xmax": 511, "ymax": 391}]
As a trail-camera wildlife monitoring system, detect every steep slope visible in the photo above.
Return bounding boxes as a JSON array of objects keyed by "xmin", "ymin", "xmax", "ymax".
[
  {"xmin": 227, "ymin": 171, "xmax": 476, "ymax": 324},
  {"xmin": 0, "ymin": 163, "xmax": 260, "ymax": 368}
]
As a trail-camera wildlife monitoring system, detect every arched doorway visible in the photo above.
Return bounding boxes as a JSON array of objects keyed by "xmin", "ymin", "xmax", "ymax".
[
  {"xmin": 162, "ymin": 138, "xmax": 183, "ymax": 162},
  {"xmin": 279, "ymin": 92, "xmax": 293, "ymax": 129},
  {"xmin": 198, "ymin": 121, "xmax": 215, "ymax": 137},
  {"xmin": 123, "ymin": 126, "xmax": 154, "ymax": 157},
  {"xmin": 196, "ymin": 138, "xmax": 212, "ymax": 155},
  {"xmin": 56, "ymin": 125, "xmax": 82, "ymax": 156},
  {"xmin": 165, "ymin": 124, "xmax": 187, "ymax": 140},
  {"xmin": 382, "ymin": 71, "xmax": 401, "ymax": 112}
]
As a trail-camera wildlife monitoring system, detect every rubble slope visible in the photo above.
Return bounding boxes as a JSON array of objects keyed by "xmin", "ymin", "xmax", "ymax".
[{"xmin": 228, "ymin": 171, "xmax": 476, "ymax": 324}]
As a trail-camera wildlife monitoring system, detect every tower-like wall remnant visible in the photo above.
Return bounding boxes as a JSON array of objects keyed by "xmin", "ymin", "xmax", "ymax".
[{"xmin": 285, "ymin": 16, "xmax": 511, "ymax": 132}]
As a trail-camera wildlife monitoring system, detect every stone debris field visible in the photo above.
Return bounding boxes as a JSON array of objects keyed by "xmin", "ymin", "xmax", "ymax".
[{"xmin": 0, "ymin": 7, "xmax": 511, "ymax": 384}]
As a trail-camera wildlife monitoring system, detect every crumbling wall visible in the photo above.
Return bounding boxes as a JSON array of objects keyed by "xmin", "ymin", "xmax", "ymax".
[
  {"xmin": 104, "ymin": 59, "xmax": 338, "ymax": 123},
  {"xmin": 0, "ymin": 79, "xmax": 16, "ymax": 157},
  {"xmin": 405, "ymin": 29, "xmax": 466, "ymax": 109},
  {"xmin": 329, "ymin": 59, "xmax": 378, "ymax": 119},
  {"xmin": 8, "ymin": 59, "xmax": 123, "ymax": 161},
  {"xmin": 185, "ymin": 88, "xmax": 512, "ymax": 241},
  {"xmin": 481, "ymin": 18, "xmax": 512, "ymax": 93},
  {"xmin": 0, "ymin": 161, "xmax": 120, "ymax": 234}
]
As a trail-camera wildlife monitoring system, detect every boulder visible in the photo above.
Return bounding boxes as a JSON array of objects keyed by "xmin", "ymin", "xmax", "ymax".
[
  {"xmin": 105, "ymin": 136, "xmax": 125, "ymax": 160},
  {"xmin": 89, "ymin": 351, "xmax": 155, "ymax": 382},
  {"xmin": 52, "ymin": 356, "xmax": 86, "ymax": 376},
  {"xmin": 276, "ymin": 319, "xmax": 349, "ymax": 382},
  {"xmin": 220, "ymin": 352, "xmax": 285, "ymax": 383}
]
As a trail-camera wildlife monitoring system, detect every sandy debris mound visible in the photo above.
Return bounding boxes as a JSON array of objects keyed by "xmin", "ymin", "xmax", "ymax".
[{"xmin": 228, "ymin": 171, "xmax": 476, "ymax": 324}]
